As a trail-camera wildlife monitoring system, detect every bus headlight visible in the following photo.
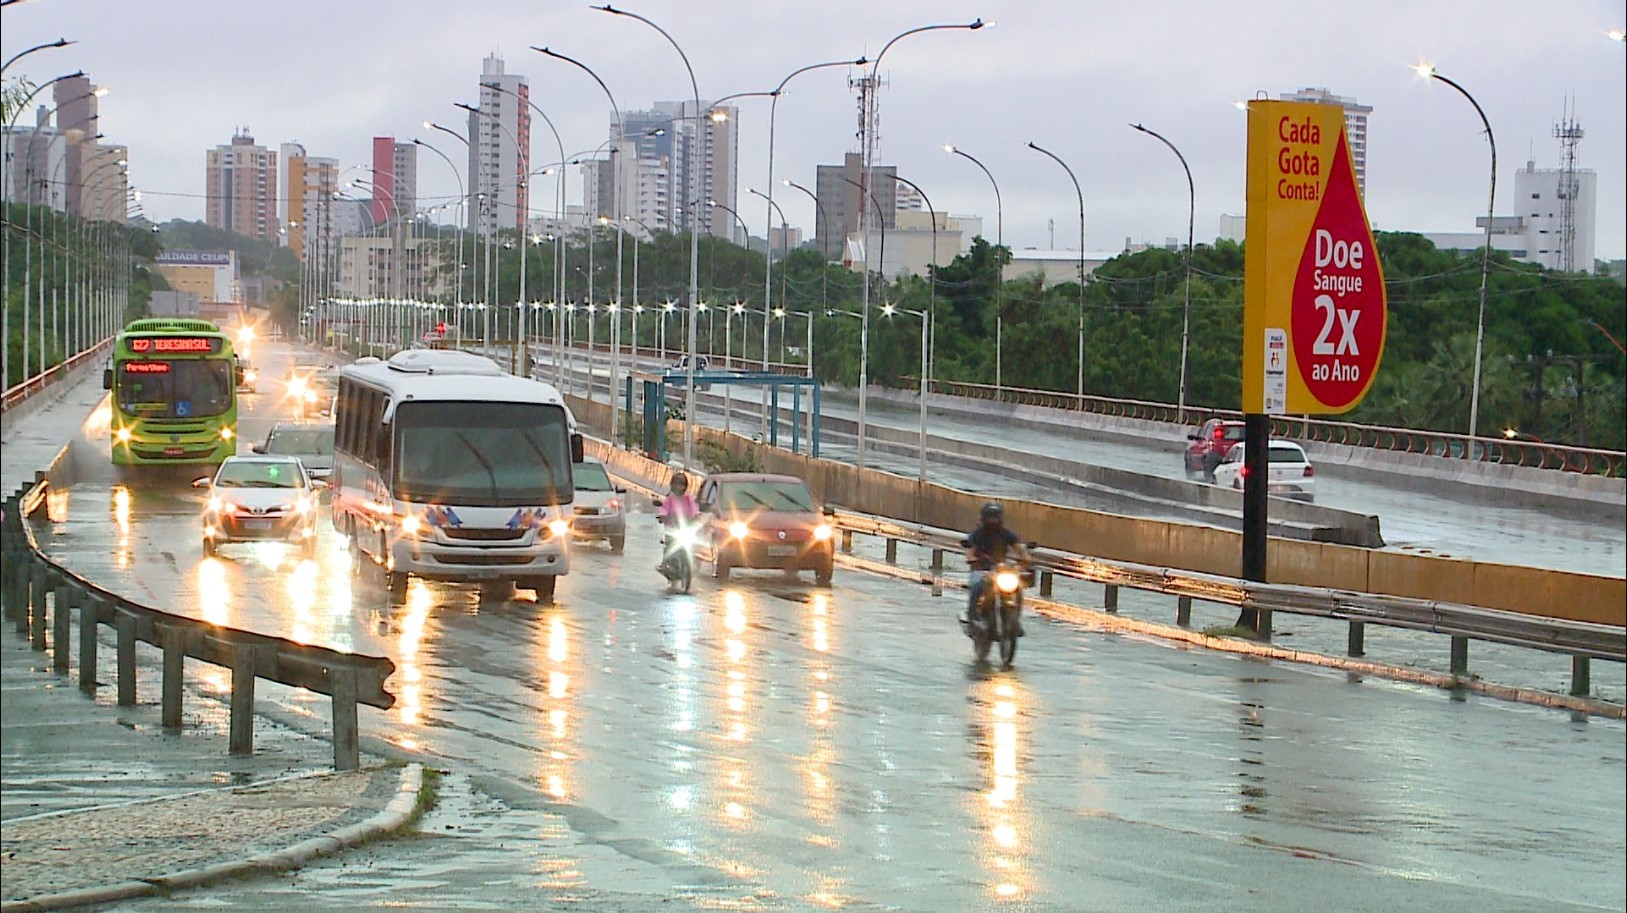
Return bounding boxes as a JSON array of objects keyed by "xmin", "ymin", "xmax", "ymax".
[
  {"xmin": 116, "ymin": 427, "xmax": 132, "ymax": 442},
  {"xmin": 995, "ymin": 571, "xmax": 1022, "ymax": 593},
  {"xmin": 813, "ymin": 523, "xmax": 833, "ymax": 541},
  {"xmin": 548, "ymin": 519, "xmax": 571, "ymax": 538},
  {"xmin": 400, "ymin": 514, "xmax": 422, "ymax": 536},
  {"xmin": 220, "ymin": 427, "xmax": 234, "ymax": 441},
  {"xmin": 729, "ymin": 521, "xmax": 750, "ymax": 540}
]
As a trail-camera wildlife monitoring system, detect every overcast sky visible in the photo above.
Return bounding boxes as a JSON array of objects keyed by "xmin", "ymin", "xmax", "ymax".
[{"xmin": 5, "ymin": 0, "xmax": 1624, "ymax": 260}]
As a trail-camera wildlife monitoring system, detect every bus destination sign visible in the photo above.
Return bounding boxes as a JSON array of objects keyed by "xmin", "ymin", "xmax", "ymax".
[{"xmin": 128, "ymin": 336, "xmax": 222, "ymax": 355}]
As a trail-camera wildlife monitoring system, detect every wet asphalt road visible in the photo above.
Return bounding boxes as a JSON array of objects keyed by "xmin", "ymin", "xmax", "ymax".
[{"xmin": 28, "ymin": 342, "xmax": 1626, "ymax": 911}]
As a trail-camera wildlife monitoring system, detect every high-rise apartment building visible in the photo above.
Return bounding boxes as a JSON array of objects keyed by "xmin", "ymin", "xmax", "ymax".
[
  {"xmin": 814, "ymin": 152, "xmax": 897, "ymax": 260},
  {"xmin": 281, "ymin": 143, "xmax": 339, "ymax": 263},
  {"xmin": 468, "ymin": 54, "xmax": 529, "ymax": 238},
  {"xmin": 613, "ymin": 101, "xmax": 738, "ymax": 241},
  {"xmin": 1, "ymin": 108, "xmax": 68, "ymax": 210},
  {"xmin": 76, "ymin": 142, "xmax": 128, "ymax": 222},
  {"xmin": 206, "ymin": 130, "xmax": 278, "ymax": 240},
  {"xmin": 1281, "ymin": 86, "xmax": 1371, "ymax": 197},
  {"xmin": 370, "ymin": 137, "xmax": 417, "ymax": 224}
]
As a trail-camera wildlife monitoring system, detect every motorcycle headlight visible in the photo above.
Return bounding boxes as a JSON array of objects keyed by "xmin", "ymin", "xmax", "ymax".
[
  {"xmin": 995, "ymin": 571, "xmax": 1021, "ymax": 593},
  {"xmin": 672, "ymin": 526, "xmax": 698, "ymax": 547},
  {"xmin": 728, "ymin": 521, "xmax": 750, "ymax": 540},
  {"xmin": 548, "ymin": 518, "xmax": 571, "ymax": 538},
  {"xmin": 813, "ymin": 523, "xmax": 833, "ymax": 541}
]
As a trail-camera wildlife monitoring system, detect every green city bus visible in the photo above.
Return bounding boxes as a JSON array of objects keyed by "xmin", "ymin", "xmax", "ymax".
[{"xmin": 102, "ymin": 318, "xmax": 241, "ymax": 467}]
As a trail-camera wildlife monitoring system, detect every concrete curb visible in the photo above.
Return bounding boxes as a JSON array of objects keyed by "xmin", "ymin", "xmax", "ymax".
[{"xmin": 0, "ymin": 764, "xmax": 427, "ymax": 913}]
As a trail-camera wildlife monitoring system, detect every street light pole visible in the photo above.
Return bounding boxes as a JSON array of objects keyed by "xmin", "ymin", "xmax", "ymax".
[
  {"xmin": 891, "ymin": 175, "xmax": 940, "ymax": 387},
  {"xmin": 1130, "ymin": 123, "xmax": 1194, "ymax": 423},
  {"xmin": 597, "ymin": 3, "xmax": 703, "ymax": 468},
  {"xmin": 1416, "ymin": 65, "xmax": 1497, "ymax": 445},
  {"xmin": 942, "ymin": 144, "xmax": 1003, "ymax": 395},
  {"xmin": 783, "ymin": 179, "xmax": 829, "ymax": 365},
  {"xmin": 1027, "ymin": 141, "xmax": 1088, "ymax": 399}
]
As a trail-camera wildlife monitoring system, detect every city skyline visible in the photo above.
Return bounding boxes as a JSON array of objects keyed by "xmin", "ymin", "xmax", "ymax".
[{"xmin": 4, "ymin": 0, "xmax": 1622, "ymax": 262}]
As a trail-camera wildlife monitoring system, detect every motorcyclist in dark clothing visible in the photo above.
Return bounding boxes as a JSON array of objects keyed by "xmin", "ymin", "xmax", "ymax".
[{"xmin": 961, "ymin": 501, "xmax": 1030, "ymax": 628}]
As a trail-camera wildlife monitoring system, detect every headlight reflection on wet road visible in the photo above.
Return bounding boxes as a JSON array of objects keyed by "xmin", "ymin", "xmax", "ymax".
[{"xmin": 980, "ymin": 680, "xmax": 1030, "ymax": 901}]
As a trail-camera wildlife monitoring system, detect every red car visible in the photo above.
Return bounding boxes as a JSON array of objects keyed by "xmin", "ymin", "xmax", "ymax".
[
  {"xmin": 696, "ymin": 473, "xmax": 836, "ymax": 585},
  {"xmin": 1184, "ymin": 418, "xmax": 1246, "ymax": 482}
]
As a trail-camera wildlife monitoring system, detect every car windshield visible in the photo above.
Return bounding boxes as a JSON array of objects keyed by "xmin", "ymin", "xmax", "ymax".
[
  {"xmin": 394, "ymin": 401, "xmax": 573, "ymax": 507},
  {"xmin": 719, "ymin": 480, "xmax": 816, "ymax": 512},
  {"xmin": 573, "ymin": 462, "xmax": 613, "ymax": 492},
  {"xmin": 267, "ymin": 427, "xmax": 334, "ymax": 456},
  {"xmin": 216, "ymin": 460, "xmax": 303, "ymax": 489},
  {"xmin": 117, "ymin": 359, "xmax": 234, "ymax": 419}
]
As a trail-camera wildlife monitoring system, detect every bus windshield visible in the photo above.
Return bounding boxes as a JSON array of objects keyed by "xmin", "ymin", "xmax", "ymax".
[
  {"xmin": 393, "ymin": 401, "xmax": 573, "ymax": 507},
  {"xmin": 118, "ymin": 359, "xmax": 234, "ymax": 419}
]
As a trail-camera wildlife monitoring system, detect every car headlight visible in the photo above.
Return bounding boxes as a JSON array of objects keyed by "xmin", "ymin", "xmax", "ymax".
[
  {"xmin": 813, "ymin": 523, "xmax": 833, "ymax": 541},
  {"xmin": 400, "ymin": 514, "xmax": 422, "ymax": 536},
  {"xmin": 995, "ymin": 571, "xmax": 1022, "ymax": 593},
  {"xmin": 548, "ymin": 519, "xmax": 571, "ymax": 538},
  {"xmin": 729, "ymin": 521, "xmax": 750, "ymax": 540},
  {"xmin": 294, "ymin": 498, "xmax": 312, "ymax": 514},
  {"xmin": 304, "ymin": 390, "xmax": 318, "ymax": 403},
  {"xmin": 207, "ymin": 496, "xmax": 222, "ymax": 512},
  {"xmin": 244, "ymin": 370, "xmax": 257, "ymax": 383}
]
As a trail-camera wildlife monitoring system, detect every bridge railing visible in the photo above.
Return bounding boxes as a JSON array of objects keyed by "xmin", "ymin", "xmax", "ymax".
[
  {"xmin": 1, "ymin": 476, "xmax": 396, "ymax": 771},
  {"xmin": 827, "ymin": 509, "xmax": 1622, "ymax": 709},
  {"xmin": 1, "ymin": 338, "xmax": 113, "ymax": 414},
  {"xmin": 918, "ymin": 378, "xmax": 1624, "ymax": 477}
]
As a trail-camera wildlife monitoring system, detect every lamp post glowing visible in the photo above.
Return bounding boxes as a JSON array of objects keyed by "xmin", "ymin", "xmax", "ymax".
[
  {"xmin": 1129, "ymin": 123, "xmax": 1194, "ymax": 423},
  {"xmin": 596, "ymin": 3, "xmax": 703, "ymax": 467},
  {"xmin": 891, "ymin": 174, "xmax": 940, "ymax": 391},
  {"xmin": 882, "ymin": 303, "xmax": 932, "ymax": 481},
  {"xmin": 1027, "ymin": 141, "xmax": 1088, "ymax": 399},
  {"xmin": 1415, "ymin": 63, "xmax": 1497, "ymax": 446}
]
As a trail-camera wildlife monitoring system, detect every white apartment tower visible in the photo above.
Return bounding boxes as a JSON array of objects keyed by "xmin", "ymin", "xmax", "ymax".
[
  {"xmin": 468, "ymin": 54, "xmax": 530, "ymax": 238},
  {"xmin": 614, "ymin": 101, "xmax": 738, "ymax": 242},
  {"xmin": 1281, "ymin": 86, "xmax": 1371, "ymax": 197}
]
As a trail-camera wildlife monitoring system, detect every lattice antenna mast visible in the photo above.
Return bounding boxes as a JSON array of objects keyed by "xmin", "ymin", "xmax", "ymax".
[{"xmin": 1553, "ymin": 98, "xmax": 1584, "ymax": 273}]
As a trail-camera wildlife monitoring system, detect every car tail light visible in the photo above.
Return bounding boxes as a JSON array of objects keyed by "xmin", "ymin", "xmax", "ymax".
[
  {"xmin": 1213, "ymin": 426, "xmax": 1226, "ymax": 440},
  {"xmin": 1303, "ymin": 465, "xmax": 1315, "ymax": 477},
  {"xmin": 1238, "ymin": 465, "xmax": 1250, "ymax": 479}
]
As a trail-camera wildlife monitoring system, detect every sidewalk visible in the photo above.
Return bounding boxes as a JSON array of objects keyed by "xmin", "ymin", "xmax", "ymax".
[{"xmin": 1, "ymin": 381, "xmax": 426, "ymax": 911}]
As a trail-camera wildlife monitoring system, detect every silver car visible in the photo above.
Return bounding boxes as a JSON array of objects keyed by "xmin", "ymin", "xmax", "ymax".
[
  {"xmin": 571, "ymin": 458, "xmax": 626, "ymax": 553},
  {"xmin": 254, "ymin": 422, "xmax": 335, "ymax": 483}
]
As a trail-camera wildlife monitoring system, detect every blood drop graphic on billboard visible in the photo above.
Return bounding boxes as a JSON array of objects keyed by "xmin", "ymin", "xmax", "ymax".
[{"xmin": 1290, "ymin": 131, "xmax": 1386, "ymax": 411}]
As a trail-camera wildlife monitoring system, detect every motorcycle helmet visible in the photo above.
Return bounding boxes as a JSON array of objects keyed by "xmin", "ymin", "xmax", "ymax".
[{"xmin": 980, "ymin": 501, "xmax": 1004, "ymax": 526}]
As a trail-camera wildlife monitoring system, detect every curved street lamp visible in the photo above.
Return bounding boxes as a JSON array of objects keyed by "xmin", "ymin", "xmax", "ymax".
[
  {"xmin": 1129, "ymin": 122, "xmax": 1194, "ymax": 424},
  {"xmin": 1026, "ymin": 141, "xmax": 1088, "ymax": 400},
  {"xmin": 596, "ymin": 3, "xmax": 704, "ymax": 467},
  {"xmin": 1415, "ymin": 64, "xmax": 1496, "ymax": 446},
  {"xmin": 942, "ymin": 144, "xmax": 1004, "ymax": 394}
]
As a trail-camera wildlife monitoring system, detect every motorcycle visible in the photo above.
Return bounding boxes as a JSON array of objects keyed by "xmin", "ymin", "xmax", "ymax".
[
  {"xmin": 653, "ymin": 500, "xmax": 696, "ymax": 594},
  {"xmin": 964, "ymin": 556, "xmax": 1033, "ymax": 668}
]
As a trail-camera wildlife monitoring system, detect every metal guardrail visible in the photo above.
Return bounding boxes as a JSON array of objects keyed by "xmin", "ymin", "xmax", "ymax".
[
  {"xmin": 1, "ymin": 477, "xmax": 396, "ymax": 771},
  {"xmin": 921, "ymin": 378, "xmax": 1625, "ymax": 477},
  {"xmin": 829, "ymin": 510, "xmax": 1624, "ymax": 695},
  {"xmin": 1, "ymin": 339, "xmax": 114, "ymax": 414}
]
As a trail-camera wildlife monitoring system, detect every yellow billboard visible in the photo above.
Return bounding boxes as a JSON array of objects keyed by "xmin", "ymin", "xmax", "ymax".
[{"xmin": 1242, "ymin": 100, "xmax": 1386, "ymax": 414}]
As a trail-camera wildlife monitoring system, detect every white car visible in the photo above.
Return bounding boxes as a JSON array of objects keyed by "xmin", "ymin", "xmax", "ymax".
[
  {"xmin": 1212, "ymin": 440, "xmax": 1316, "ymax": 503},
  {"xmin": 570, "ymin": 458, "xmax": 627, "ymax": 552},
  {"xmin": 196, "ymin": 455, "xmax": 324, "ymax": 557}
]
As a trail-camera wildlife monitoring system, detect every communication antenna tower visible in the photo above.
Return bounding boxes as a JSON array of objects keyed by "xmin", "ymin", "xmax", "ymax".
[{"xmin": 1553, "ymin": 99, "xmax": 1584, "ymax": 273}]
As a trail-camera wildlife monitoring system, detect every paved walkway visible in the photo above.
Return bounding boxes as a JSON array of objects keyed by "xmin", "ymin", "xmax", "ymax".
[{"xmin": 1, "ymin": 381, "xmax": 424, "ymax": 911}]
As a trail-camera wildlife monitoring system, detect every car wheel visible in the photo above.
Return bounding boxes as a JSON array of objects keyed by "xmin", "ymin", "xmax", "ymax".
[
  {"xmin": 715, "ymin": 556, "xmax": 732, "ymax": 582},
  {"xmin": 203, "ymin": 536, "xmax": 218, "ymax": 557},
  {"xmin": 524, "ymin": 575, "xmax": 557, "ymax": 603},
  {"xmin": 386, "ymin": 571, "xmax": 409, "ymax": 603},
  {"xmin": 815, "ymin": 562, "xmax": 833, "ymax": 587},
  {"xmin": 609, "ymin": 534, "xmax": 625, "ymax": 554}
]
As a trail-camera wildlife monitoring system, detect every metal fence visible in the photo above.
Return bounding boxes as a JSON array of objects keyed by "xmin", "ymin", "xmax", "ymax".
[
  {"xmin": 1, "ymin": 477, "xmax": 396, "ymax": 771},
  {"xmin": 829, "ymin": 510, "xmax": 1624, "ymax": 701},
  {"xmin": 1, "ymin": 338, "xmax": 113, "ymax": 414}
]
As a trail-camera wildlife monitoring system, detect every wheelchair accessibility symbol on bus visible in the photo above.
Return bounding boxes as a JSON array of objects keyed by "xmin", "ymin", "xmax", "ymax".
[{"xmin": 176, "ymin": 400, "xmax": 193, "ymax": 417}]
